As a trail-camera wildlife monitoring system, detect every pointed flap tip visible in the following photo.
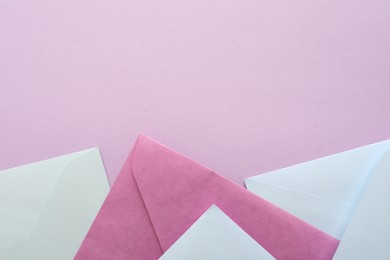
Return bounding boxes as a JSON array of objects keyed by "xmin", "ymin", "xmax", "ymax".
[
  {"xmin": 136, "ymin": 134, "xmax": 165, "ymax": 148},
  {"xmin": 137, "ymin": 133, "xmax": 155, "ymax": 142}
]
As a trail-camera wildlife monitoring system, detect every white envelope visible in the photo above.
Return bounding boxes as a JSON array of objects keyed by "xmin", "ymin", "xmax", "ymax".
[
  {"xmin": 245, "ymin": 140, "xmax": 390, "ymax": 239},
  {"xmin": 333, "ymin": 149, "xmax": 390, "ymax": 259},
  {"xmin": 0, "ymin": 148, "xmax": 110, "ymax": 260},
  {"xmin": 159, "ymin": 205, "xmax": 274, "ymax": 260},
  {"xmin": 245, "ymin": 140, "xmax": 390, "ymax": 259}
]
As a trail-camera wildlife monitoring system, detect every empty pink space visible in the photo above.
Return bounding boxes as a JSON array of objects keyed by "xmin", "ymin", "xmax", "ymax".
[{"xmin": 1, "ymin": 0, "xmax": 390, "ymax": 185}]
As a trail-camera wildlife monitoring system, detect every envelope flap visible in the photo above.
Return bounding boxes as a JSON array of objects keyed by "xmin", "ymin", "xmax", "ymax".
[
  {"xmin": 0, "ymin": 151, "xmax": 83, "ymax": 212},
  {"xmin": 132, "ymin": 135, "xmax": 217, "ymax": 252},
  {"xmin": 246, "ymin": 178, "xmax": 355, "ymax": 239},
  {"xmin": 0, "ymin": 150, "xmax": 92, "ymax": 260},
  {"xmin": 333, "ymin": 149, "xmax": 390, "ymax": 259},
  {"xmin": 17, "ymin": 148, "xmax": 110, "ymax": 260},
  {"xmin": 74, "ymin": 141, "xmax": 163, "ymax": 260},
  {"xmin": 132, "ymin": 135, "xmax": 339, "ymax": 260},
  {"xmin": 247, "ymin": 140, "xmax": 390, "ymax": 206},
  {"xmin": 159, "ymin": 205, "xmax": 275, "ymax": 260}
]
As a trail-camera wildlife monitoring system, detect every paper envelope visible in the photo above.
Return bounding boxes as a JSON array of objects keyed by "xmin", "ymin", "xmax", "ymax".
[
  {"xmin": 245, "ymin": 140, "xmax": 390, "ymax": 239},
  {"xmin": 159, "ymin": 204, "xmax": 275, "ymax": 260},
  {"xmin": 0, "ymin": 148, "xmax": 110, "ymax": 260},
  {"xmin": 332, "ymin": 148, "xmax": 390, "ymax": 259},
  {"xmin": 75, "ymin": 135, "xmax": 339, "ymax": 260}
]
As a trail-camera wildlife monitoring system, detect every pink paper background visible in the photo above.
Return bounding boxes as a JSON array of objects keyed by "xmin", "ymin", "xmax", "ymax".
[{"xmin": 1, "ymin": 0, "xmax": 389, "ymax": 186}]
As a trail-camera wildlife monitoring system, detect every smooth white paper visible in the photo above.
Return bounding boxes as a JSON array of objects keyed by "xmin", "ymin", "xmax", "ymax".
[
  {"xmin": 245, "ymin": 140, "xmax": 390, "ymax": 239},
  {"xmin": 159, "ymin": 204, "xmax": 274, "ymax": 260},
  {"xmin": 333, "ymin": 149, "xmax": 390, "ymax": 259},
  {"xmin": 0, "ymin": 148, "xmax": 110, "ymax": 260}
]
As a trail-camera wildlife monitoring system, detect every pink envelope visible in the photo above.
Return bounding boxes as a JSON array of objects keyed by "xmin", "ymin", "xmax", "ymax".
[{"xmin": 75, "ymin": 135, "xmax": 339, "ymax": 260}]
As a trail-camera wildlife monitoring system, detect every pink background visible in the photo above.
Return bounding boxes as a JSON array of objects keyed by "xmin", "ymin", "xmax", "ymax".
[{"xmin": 1, "ymin": 0, "xmax": 389, "ymax": 186}]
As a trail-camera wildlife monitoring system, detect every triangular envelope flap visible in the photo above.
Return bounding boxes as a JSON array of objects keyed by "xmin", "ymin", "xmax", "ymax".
[
  {"xmin": 0, "ymin": 149, "xmax": 91, "ymax": 260},
  {"xmin": 333, "ymin": 149, "xmax": 390, "ymax": 259},
  {"xmin": 132, "ymin": 135, "xmax": 339, "ymax": 260},
  {"xmin": 247, "ymin": 140, "xmax": 390, "ymax": 206},
  {"xmin": 17, "ymin": 148, "xmax": 110, "ymax": 260},
  {"xmin": 0, "ymin": 150, "xmax": 84, "ymax": 211},
  {"xmin": 74, "ymin": 141, "xmax": 163, "ymax": 260},
  {"xmin": 246, "ymin": 179, "xmax": 354, "ymax": 239},
  {"xmin": 159, "ymin": 205, "xmax": 275, "ymax": 260}
]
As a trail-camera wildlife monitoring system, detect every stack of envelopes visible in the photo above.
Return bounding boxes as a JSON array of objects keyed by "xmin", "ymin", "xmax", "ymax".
[{"xmin": 1, "ymin": 134, "xmax": 389, "ymax": 259}]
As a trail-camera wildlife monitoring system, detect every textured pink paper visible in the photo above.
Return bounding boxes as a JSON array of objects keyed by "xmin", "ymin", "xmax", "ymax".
[{"xmin": 75, "ymin": 135, "xmax": 339, "ymax": 260}]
